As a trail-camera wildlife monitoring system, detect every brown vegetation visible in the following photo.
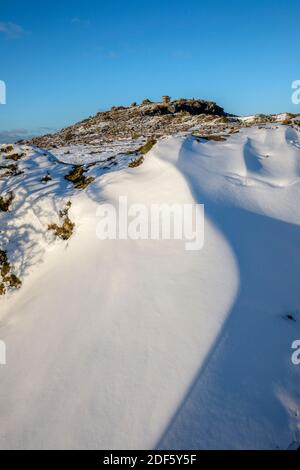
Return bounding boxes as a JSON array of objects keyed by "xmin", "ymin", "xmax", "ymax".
[
  {"xmin": 64, "ymin": 166, "xmax": 95, "ymax": 189},
  {"xmin": 137, "ymin": 138, "xmax": 157, "ymax": 155},
  {"xmin": 0, "ymin": 249, "xmax": 22, "ymax": 295},
  {"xmin": 0, "ymin": 192, "xmax": 14, "ymax": 211},
  {"xmin": 128, "ymin": 156, "xmax": 144, "ymax": 168},
  {"xmin": 48, "ymin": 201, "xmax": 75, "ymax": 240}
]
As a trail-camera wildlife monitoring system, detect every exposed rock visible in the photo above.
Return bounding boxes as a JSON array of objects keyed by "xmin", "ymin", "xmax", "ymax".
[{"xmin": 21, "ymin": 97, "xmax": 227, "ymax": 149}]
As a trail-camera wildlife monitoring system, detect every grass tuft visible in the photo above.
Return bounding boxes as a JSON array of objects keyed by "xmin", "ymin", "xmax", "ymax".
[
  {"xmin": 48, "ymin": 201, "xmax": 75, "ymax": 240},
  {"xmin": 0, "ymin": 192, "xmax": 14, "ymax": 212},
  {"xmin": 128, "ymin": 156, "xmax": 144, "ymax": 168},
  {"xmin": 65, "ymin": 166, "xmax": 95, "ymax": 189},
  {"xmin": 0, "ymin": 249, "xmax": 22, "ymax": 295},
  {"xmin": 137, "ymin": 138, "xmax": 157, "ymax": 155}
]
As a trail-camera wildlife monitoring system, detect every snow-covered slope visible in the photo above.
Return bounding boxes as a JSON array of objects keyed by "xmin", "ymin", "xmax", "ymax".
[{"xmin": 0, "ymin": 125, "xmax": 300, "ymax": 449}]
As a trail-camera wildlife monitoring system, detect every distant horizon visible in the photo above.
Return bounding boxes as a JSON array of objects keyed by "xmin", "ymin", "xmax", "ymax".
[{"xmin": 1, "ymin": 0, "xmax": 300, "ymax": 141}]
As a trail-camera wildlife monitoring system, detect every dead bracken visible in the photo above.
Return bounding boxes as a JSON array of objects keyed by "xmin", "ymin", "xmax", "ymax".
[
  {"xmin": 128, "ymin": 155, "xmax": 144, "ymax": 168},
  {"xmin": 64, "ymin": 165, "xmax": 95, "ymax": 189},
  {"xmin": 1, "ymin": 144, "xmax": 14, "ymax": 153},
  {"xmin": 0, "ymin": 192, "xmax": 14, "ymax": 212},
  {"xmin": 128, "ymin": 138, "xmax": 157, "ymax": 168},
  {"xmin": 137, "ymin": 138, "xmax": 157, "ymax": 155},
  {"xmin": 48, "ymin": 201, "xmax": 75, "ymax": 240},
  {"xmin": 193, "ymin": 134, "xmax": 227, "ymax": 142},
  {"xmin": 64, "ymin": 130, "xmax": 73, "ymax": 142},
  {"xmin": 0, "ymin": 249, "xmax": 22, "ymax": 295},
  {"xmin": 5, "ymin": 152, "xmax": 25, "ymax": 161},
  {"xmin": 41, "ymin": 173, "xmax": 52, "ymax": 184},
  {"xmin": 0, "ymin": 164, "xmax": 23, "ymax": 178}
]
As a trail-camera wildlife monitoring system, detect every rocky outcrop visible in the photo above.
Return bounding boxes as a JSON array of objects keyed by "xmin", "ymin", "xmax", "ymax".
[
  {"xmin": 141, "ymin": 98, "xmax": 225, "ymax": 116},
  {"xmin": 22, "ymin": 97, "xmax": 227, "ymax": 149}
]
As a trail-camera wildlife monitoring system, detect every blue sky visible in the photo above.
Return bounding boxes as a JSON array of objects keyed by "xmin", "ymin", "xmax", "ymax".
[{"xmin": 0, "ymin": 0, "xmax": 300, "ymax": 139}]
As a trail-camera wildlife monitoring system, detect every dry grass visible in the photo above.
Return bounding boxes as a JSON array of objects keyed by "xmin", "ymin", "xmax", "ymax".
[
  {"xmin": 65, "ymin": 166, "xmax": 95, "ymax": 189},
  {"xmin": 0, "ymin": 249, "xmax": 22, "ymax": 295},
  {"xmin": 5, "ymin": 152, "xmax": 25, "ymax": 161},
  {"xmin": 41, "ymin": 173, "xmax": 52, "ymax": 184},
  {"xmin": 0, "ymin": 192, "xmax": 14, "ymax": 212},
  {"xmin": 127, "ymin": 137, "xmax": 157, "ymax": 168},
  {"xmin": 137, "ymin": 138, "xmax": 157, "ymax": 155},
  {"xmin": 0, "ymin": 164, "xmax": 23, "ymax": 178},
  {"xmin": 1, "ymin": 145, "xmax": 14, "ymax": 153},
  {"xmin": 48, "ymin": 201, "xmax": 75, "ymax": 240},
  {"xmin": 193, "ymin": 134, "xmax": 227, "ymax": 142},
  {"xmin": 128, "ymin": 155, "xmax": 144, "ymax": 168},
  {"xmin": 64, "ymin": 130, "xmax": 73, "ymax": 142}
]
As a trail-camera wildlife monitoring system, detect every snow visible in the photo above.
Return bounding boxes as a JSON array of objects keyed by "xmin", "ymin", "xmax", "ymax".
[
  {"xmin": 52, "ymin": 138, "xmax": 146, "ymax": 165},
  {"xmin": 239, "ymin": 115, "xmax": 257, "ymax": 123},
  {"xmin": 0, "ymin": 125, "xmax": 300, "ymax": 449}
]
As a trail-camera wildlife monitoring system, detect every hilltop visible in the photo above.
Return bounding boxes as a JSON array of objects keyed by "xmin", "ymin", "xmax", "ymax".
[
  {"xmin": 21, "ymin": 97, "xmax": 300, "ymax": 158},
  {"xmin": 22, "ymin": 97, "xmax": 228, "ymax": 149}
]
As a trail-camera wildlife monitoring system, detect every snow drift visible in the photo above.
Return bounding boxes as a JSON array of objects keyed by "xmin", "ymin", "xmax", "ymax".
[{"xmin": 0, "ymin": 125, "xmax": 300, "ymax": 449}]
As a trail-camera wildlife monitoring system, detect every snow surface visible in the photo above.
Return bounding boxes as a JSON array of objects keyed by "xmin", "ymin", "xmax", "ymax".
[
  {"xmin": 52, "ymin": 138, "xmax": 146, "ymax": 165},
  {"xmin": 0, "ymin": 125, "xmax": 300, "ymax": 449}
]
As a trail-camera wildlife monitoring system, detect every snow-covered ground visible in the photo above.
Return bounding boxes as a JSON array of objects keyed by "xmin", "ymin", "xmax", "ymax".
[
  {"xmin": 52, "ymin": 137, "xmax": 147, "ymax": 165},
  {"xmin": 0, "ymin": 125, "xmax": 300, "ymax": 449}
]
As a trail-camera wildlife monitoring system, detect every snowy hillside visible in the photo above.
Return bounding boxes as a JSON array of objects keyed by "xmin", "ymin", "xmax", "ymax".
[{"xmin": 0, "ymin": 124, "xmax": 300, "ymax": 449}]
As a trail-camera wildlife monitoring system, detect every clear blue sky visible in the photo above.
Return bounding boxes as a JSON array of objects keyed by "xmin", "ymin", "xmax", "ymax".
[{"xmin": 0, "ymin": 0, "xmax": 300, "ymax": 139}]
